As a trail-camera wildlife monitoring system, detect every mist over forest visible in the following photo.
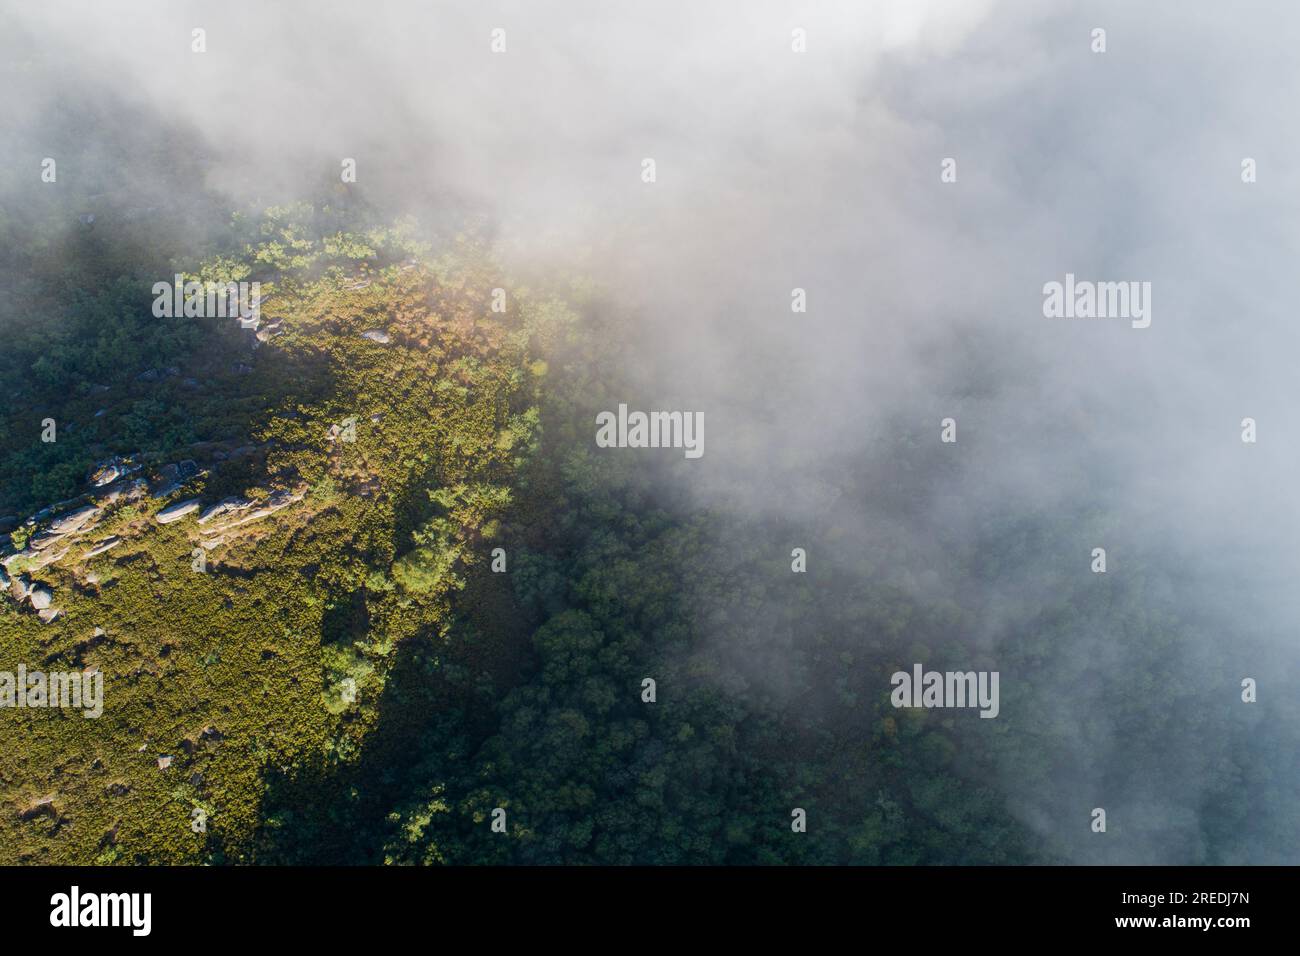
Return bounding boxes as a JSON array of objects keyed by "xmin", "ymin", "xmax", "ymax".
[{"xmin": 0, "ymin": 1, "xmax": 1296, "ymax": 865}]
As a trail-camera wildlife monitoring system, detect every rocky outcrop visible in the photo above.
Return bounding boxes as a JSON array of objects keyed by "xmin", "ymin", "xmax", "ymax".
[
  {"xmin": 3, "ymin": 575, "xmax": 61, "ymax": 622},
  {"xmin": 197, "ymin": 497, "xmax": 253, "ymax": 525},
  {"xmin": 156, "ymin": 498, "xmax": 202, "ymax": 525},
  {"xmin": 7, "ymin": 572, "xmax": 31, "ymax": 603},
  {"xmin": 150, "ymin": 460, "xmax": 201, "ymax": 499},
  {"xmin": 29, "ymin": 585, "xmax": 53, "ymax": 610},
  {"xmin": 95, "ymin": 478, "xmax": 147, "ymax": 507},
  {"xmin": 83, "ymin": 537, "xmax": 121, "ymax": 558},
  {"xmin": 88, "ymin": 456, "xmax": 142, "ymax": 488},
  {"xmin": 198, "ymin": 488, "xmax": 307, "ymax": 548},
  {"xmin": 360, "ymin": 329, "xmax": 391, "ymax": 344}
]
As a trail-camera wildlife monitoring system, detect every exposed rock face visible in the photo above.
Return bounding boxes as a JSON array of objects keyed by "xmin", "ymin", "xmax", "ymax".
[
  {"xmin": 156, "ymin": 498, "xmax": 202, "ymax": 524},
  {"xmin": 26, "ymin": 506, "xmax": 105, "ymax": 556},
  {"xmin": 198, "ymin": 497, "xmax": 253, "ymax": 525},
  {"xmin": 29, "ymin": 585, "xmax": 53, "ymax": 610},
  {"xmin": 198, "ymin": 488, "xmax": 305, "ymax": 545},
  {"xmin": 361, "ymin": 329, "xmax": 391, "ymax": 344},
  {"xmin": 84, "ymin": 537, "xmax": 121, "ymax": 558},
  {"xmin": 5, "ymin": 545, "xmax": 70, "ymax": 575},
  {"xmin": 37, "ymin": 607, "xmax": 62, "ymax": 624},
  {"xmin": 8, "ymin": 573, "xmax": 31, "ymax": 603},
  {"xmin": 96, "ymin": 478, "xmax": 147, "ymax": 507},
  {"xmin": 48, "ymin": 505, "xmax": 101, "ymax": 536},
  {"xmin": 150, "ymin": 460, "xmax": 203, "ymax": 499},
  {"xmin": 88, "ymin": 456, "xmax": 142, "ymax": 488}
]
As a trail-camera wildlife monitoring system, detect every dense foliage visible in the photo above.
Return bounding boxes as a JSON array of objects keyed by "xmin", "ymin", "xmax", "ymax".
[{"xmin": 1, "ymin": 203, "xmax": 1295, "ymax": 866}]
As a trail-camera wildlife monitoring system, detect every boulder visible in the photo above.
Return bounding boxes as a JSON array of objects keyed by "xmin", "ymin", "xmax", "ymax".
[
  {"xmin": 48, "ymin": 505, "xmax": 101, "ymax": 536},
  {"xmin": 19, "ymin": 546, "xmax": 70, "ymax": 573},
  {"xmin": 89, "ymin": 456, "xmax": 139, "ymax": 487},
  {"xmin": 95, "ymin": 478, "xmax": 147, "ymax": 507},
  {"xmin": 29, "ymin": 584, "xmax": 53, "ymax": 610},
  {"xmin": 8, "ymin": 573, "xmax": 31, "ymax": 602},
  {"xmin": 156, "ymin": 498, "xmax": 202, "ymax": 524},
  {"xmin": 37, "ymin": 607, "xmax": 62, "ymax": 624},
  {"xmin": 360, "ymin": 329, "xmax": 391, "ymax": 344},
  {"xmin": 198, "ymin": 497, "xmax": 252, "ymax": 525},
  {"xmin": 84, "ymin": 537, "xmax": 121, "ymax": 558},
  {"xmin": 151, "ymin": 461, "xmax": 203, "ymax": 499},
  {"xmin": 202, "ymin": 488, "xmax": 305, "ymax": 533}
]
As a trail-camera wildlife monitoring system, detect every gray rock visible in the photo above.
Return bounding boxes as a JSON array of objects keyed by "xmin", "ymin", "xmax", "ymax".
[
  {"xmin": 29, "ymin": 584, "xmax": 53, "ymax": 610},
  {"xmin": 198, "ymin": 497, "xmax": 252, "ymax": 525},
  {"xmin": 360, "ymin": 329, "xmax": 391, "ymax": 344},
  {"xmin": 156, "ymin": 498, "xmax": 202, "ymax": 525},
  {"xmin": 89, "ymin": 456, "xmax": 140, "ymax": 487},
  {"xmin": 37, "ymin": 607, "xmax": 61, "ymax": 623},
  {"xmin": 84, "ymin": 537, "xmax": 121, "ymax": 558},
  {"xmin": 8, "ymin": 573, "xmax": 31, "ymax": 602},
  {"xmin": 48, "ymin": 505, "xmax": 101, "ymax": 536},
  {"xmin": 95, "ymin": 478, "xmax": 147, "ymax": 506}
]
